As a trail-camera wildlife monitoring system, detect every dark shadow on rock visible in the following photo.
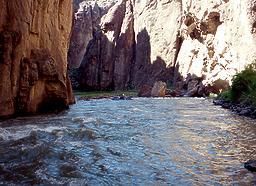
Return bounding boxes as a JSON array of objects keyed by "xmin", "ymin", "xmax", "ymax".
[
  {"xmin": 132, "ymin": 28, "xmax": 174, "ymax": 88},
  {"xmin": 113, "ymin": 8, "xmax": 136, "ymax": 90},
  {"xmin": 75, "ymin": 0, "xmax": 135, "ymax": 91},
  {"xmin": 78, "ymin": 30, "xmax": 115, "ymax": 91},
  {"xmin": 132, "ymin": 28, "xmax": 151, "ymax": 87},
  {"xmin": 73, "ymin": 22, "xmax": 229, "ymax": 96}
]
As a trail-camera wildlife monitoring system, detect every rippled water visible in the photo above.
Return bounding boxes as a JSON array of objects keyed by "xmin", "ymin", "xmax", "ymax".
[{"xmin": 1, "ymin": 98, "xmax": 256, "ymax": 185}]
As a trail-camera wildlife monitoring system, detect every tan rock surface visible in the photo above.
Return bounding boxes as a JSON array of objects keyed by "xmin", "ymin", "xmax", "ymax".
[
  {"xmin": 0, "ymin": 0, "xmax": 74, "ymax": 117},
  {"xmin": 151, "ymin": 81, "xmax": 167, "ymax": 97}
]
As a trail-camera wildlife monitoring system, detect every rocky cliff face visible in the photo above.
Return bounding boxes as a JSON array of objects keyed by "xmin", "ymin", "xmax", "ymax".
[
  {"xmin": 69, "ymin": 0, "xmax": 256, "ymax": 95},
  {"xmin": 68, "ymin": 0, "xmax": 118, "ymax": 68},
  {"xmin": 174, "ymin": 0, "xmax": 256, "ymax": 95},
  {"xmin": 0, "ymin": 0, "xmax": 75, "ymax": 118},
  {"xmin": 76, "ymin": 0, "xmax": 135, "ymax": 90}
]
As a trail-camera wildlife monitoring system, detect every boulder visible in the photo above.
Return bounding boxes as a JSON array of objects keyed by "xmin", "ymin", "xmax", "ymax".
[
  {"xmin": 138, "ymin": 84, "xmax": 152, "ymax": 97},
  {"xmin": 166, "ymin": 89, "xmax": 182, "ymax": 97},
  {"xmin": 151, "ymin": 81, "xmax": 167, "ymax": 97},
  {"xmin": 245, "ymin": 160, "xmax": 256, "ymax": 172}
]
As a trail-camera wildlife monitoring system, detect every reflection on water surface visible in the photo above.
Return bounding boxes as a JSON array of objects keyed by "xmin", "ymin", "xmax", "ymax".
[{"xmin": 0, "ymin": 98, "xmax": 256, "ymax": 185}]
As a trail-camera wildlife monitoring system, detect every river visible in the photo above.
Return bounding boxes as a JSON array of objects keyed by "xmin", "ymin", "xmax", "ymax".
[{"xmin": 0, "ymin": 98, "xmax": 256, "ymax": 185}]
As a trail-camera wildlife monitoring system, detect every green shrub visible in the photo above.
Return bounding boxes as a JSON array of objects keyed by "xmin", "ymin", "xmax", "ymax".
[
  {"xmin": 219, "ymin": 62, "xmax": 256, "ymax": 108},
  {"xmin": 230, "ymin": 62, "xmax": 256, "ymax": 102},
  {"xmin": 218, "ymin": 91, "xmax": 232, "ymax": 101},
  {"xmin": 240, "ymin": 91, "xmax": 256, "ymax": 107}
]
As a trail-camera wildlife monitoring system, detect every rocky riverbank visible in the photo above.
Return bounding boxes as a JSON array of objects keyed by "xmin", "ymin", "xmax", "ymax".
[{"xmin": 213, "ymin": 99, "xmax": 256, "ymax": 119}]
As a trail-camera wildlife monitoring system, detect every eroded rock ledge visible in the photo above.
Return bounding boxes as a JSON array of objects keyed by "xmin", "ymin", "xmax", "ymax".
[{"xmin": 0, "ymin": 0, "xmax": 75, "ymax": 118}]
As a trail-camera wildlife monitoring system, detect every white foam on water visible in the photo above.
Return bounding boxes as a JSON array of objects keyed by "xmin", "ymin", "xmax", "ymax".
[
  {"xmin": 0, "ymin": 126, "xmax": 33, "ymax": 141},
  {"xmin": 72, "ymin": 117, "xmax": 97, "ymax": 123}
]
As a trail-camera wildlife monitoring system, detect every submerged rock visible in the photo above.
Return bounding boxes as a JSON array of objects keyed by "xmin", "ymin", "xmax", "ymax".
[
  {"xmin": 244, "ymin": 160, "xmax": 256, "ymax": 172},
  {"xmin": 111, "ymin": 95, "xmax": 133, "ymax": 100}
]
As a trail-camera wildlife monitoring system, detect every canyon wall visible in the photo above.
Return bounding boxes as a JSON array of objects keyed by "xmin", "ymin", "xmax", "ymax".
[
  {"xmin": 69, "ymin": 0, "xmax": 256, "ymax": 95},
  {"xmin": 0, "ymin": 0, "xmax": 75, "ymax": 118},
  {"xmin": 68, "ymin": 0, "xmax": 118, "ymax": 68},
  {"xmin": 70, "ymin": 0, "xmax": 135, "ymax": 90},
  {"xmin": 174, "ymin": 0, "xmax": 256, "ymax": 95}
]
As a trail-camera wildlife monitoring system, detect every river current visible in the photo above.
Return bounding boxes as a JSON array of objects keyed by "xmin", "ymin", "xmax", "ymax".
[{"xmin": 0, "ymin": 98, "xmax": 256, "ymax": 185}]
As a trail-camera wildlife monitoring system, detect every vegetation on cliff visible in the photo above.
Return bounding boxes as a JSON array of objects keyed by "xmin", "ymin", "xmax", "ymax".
[{"xmin": 218, "ymin": 62, "xmax": 256, "ymax": 109}]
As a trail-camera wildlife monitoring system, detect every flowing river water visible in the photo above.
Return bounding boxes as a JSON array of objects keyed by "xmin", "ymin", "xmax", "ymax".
[{"xmin": 0, "ymin": 98, "xmax": 256, "ymax": 185}]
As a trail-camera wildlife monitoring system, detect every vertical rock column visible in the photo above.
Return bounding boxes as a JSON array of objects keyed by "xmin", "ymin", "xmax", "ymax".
[
  {"xmin": 0, "ymin": 0, "xmax": 75, "ymax": 117},
  {"xmin": 78, "ymin": 0, "xmax": 135, "ymax": 90}
]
